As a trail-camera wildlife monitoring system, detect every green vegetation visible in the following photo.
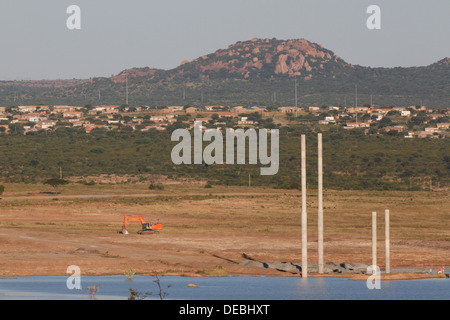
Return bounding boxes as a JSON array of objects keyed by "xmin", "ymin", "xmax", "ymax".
[
  {"xmin": 0, "ymin": 125, "xmax": 448, "ymax": 191},
  {"xmin": 124, "ymin": 267, "xmax": 136, "ymax": 281},
  {"xmin": 43, "ymin": 178, "xmax": 69, "ymax": 191}
]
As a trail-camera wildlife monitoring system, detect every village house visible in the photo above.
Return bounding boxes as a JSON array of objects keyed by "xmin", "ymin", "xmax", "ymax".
[
  {"xmin": 417, "ymin": 131, "xmax": 434, "ymax": 138},
  {"xmin": 278, "ymin": 106, "xmax": 298, "ymax": 113},
  {"xmin": 401, "ymin": 110, "xmax": 411, "ymax": 117},
  {"xmin": 68, "ymin": 120, "xmax": 85, "ymax": 127},
  {"xmin": 102, "ymin": 105, "xmax": 120, "ymax": 114},
  {"xmin": 38, "ymin": 105, "xmax": 50, "ymax": 112},
  {"xmin": 168, "ymin": 106, "xmax": 184, "ymax": 112},
  {"xmin": 437, "ymin": 123, "xmax": 450, "ymax": 130},
  {"xmin": 84, "ymin": 123, "xmax": 106, "ymax": 133},
  {"xmin": 142, "ymin": 124, "xmax": 167, "ymax": 131},
  {"xmin": 238, "ymin": 117, "xmax": 255, "ymax": 125},
  {"xmin": 24, "ymin": 113, "xmax": 46, "ymax": 123},
  {"xmin": 250, "ymin": 106, "xmax": 267, "ymax": 113},
  {"xmin": 214, "ymin": 112, "xmax": 235, "ymax": 118},
  {"xmin": 345, "ymin": 122, "xmax": 370, "ymax": 129},
  {"xmin": 384, "ymin": 125, "xmax": 405, "ymax": 133},
  {"xmin": 325, "ymin": 116, "xmax": 336, "ymax": 123},
  {"xmin": 370, "ymin": 108, "xmax": 396, "ymax": 115},
  {"xmin": 132, "ymin": 117, "xmax": 144, "ymax": 125},
  {"xmin": 230, "ymin": 106, "xmax": 244, "ymax": 113},
  {"xmin": 409, "ymin": 105, "xmax": 427, "ymax": 111},
  {"xmin": 63, "ymin": 111, "xmax": 84, "ymax": 119},
  {"xmin": 347, "ymin": 106, "xmax": 370, "ymax": 114},
  {"xmin": 336, "ymin": 112, "xmax": 350, "ymax": 119},
  {"xmin": 194, "ymin": 117, "xmax": 213, "ymax": 123},
  {"xmin": 36, "ymin": 120, "xmax": 58, "ymax": 130},
  {"xmin": 427, "ymin": 114, "xmax": 445, "ymax": 121},
  {"xmin": 150, "ymin": 115, "xmax": 167, "ymax": 122},
  {"xmin": 53, "ymin": 105, "xmax": 76, "ymax": 113},
  {"xmin": 370, "ymin": 112, "xmax": 384, "ymax": 121},
  {"xmin": 185, "ymin": 107, "xmax": 200, "ymax": 113},
  {"xmin": 233, "ymin": 106, "xmax": 257, "ymax": 114},
  {"xmin": 424, "ymin": 127, "xmax": 439, "ymax": 133},
  {"xmin": 18, "ymin": 105, "xmax": 38, "ymax": 113}
]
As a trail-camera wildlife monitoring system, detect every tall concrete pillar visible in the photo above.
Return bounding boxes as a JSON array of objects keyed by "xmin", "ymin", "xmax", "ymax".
[
  {"xmin": 318, "ymin": 133, "xmax": 324, "ymax": 274},
  {"xmin": 372, "ymin": 211, "xmax": 377, "ymax": 268},
  {"xmin": 385, "ymin": 209, "xmax": 390, "ymax": 273},
  {"xmin": 301, "ymin": 134, "xmax": 308, "ymax": 278}
]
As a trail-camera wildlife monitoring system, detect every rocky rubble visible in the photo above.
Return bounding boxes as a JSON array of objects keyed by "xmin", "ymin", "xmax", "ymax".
[{"xmin": 240, "ymin": 259, "xmax": 370, "ymax": 274}]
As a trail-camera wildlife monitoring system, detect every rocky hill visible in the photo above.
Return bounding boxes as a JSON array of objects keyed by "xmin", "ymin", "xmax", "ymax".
[{"xmin": 0, "ymin": 38, "xmax": 449, "ymax": 108}]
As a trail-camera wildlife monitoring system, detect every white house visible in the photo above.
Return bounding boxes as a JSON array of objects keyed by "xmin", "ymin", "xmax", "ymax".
[{"xmin": 401, "ymin": 110, "xmax": 411, "ymax": 117}]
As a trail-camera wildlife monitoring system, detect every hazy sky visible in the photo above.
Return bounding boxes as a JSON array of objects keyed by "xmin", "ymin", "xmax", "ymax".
[{"xmin": 0, "ymin": 0, "xmax": 448, "ymax": 80}]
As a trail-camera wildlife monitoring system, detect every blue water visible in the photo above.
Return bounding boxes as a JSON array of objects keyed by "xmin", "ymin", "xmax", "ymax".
[{"xmin": 0, "ymin": 275, "xmax": 448, "ymax": 300}]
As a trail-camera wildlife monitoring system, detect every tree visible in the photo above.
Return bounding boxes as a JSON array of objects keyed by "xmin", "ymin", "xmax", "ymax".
[
  {"xmin": 0, "ymin": 185, "xmax": 4, "ymax": 195},
  {"xmin": 43, "ymin": 178, "xmax": 68, "ymax": 192}
]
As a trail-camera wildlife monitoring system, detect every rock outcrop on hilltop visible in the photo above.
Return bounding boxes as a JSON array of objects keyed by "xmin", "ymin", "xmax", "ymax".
[{"xmin": 172, "ymin": 38, "xmax": 350, "ymax": 80}]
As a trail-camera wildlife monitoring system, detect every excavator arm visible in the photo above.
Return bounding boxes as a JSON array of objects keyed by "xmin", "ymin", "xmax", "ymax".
[{"xmin": 123, "ymin": 215, "xmax": 147, "ymax": 228}]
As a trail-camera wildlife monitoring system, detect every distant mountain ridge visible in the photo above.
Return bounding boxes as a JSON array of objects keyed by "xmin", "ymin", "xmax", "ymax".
[{"xmin": 0, "ymin": 38, "xmax": 449, "ymax": 108}]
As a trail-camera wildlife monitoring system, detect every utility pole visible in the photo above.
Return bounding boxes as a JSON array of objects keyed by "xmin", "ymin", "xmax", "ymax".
[
  {"xmin": 125, "ymin": 74, "xmax": 129, "ymax": 105},
  {"xmin": 355, "ymin": 85, "xmax": 358, "ymax": 126},
  {"xmin": 295, "ymin": 76, "xmax": 298, "ymax": 117}
]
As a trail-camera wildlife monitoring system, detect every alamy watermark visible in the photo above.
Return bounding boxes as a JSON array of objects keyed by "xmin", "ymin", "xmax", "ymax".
[
  {"xmin": 66, "ymin": 5, "xmax": 81, "ymax": 30},
  {"xmin": 66, "ymin": 5, "xmax": 381, "ymax": 31},
  {"xmin": 366, "ymin": 265, "xmax": 381, "ymax": 290},
  {"xmin": 66, "ymin": 265, "xmax": 82, "ymax": 290},
  {"xmin": 171, "ymin": 121, "xmax": 279, "ymax": 176},
  {"xmin": 367, "ymin": 5, "xmax": 381, "ymax": 30}
]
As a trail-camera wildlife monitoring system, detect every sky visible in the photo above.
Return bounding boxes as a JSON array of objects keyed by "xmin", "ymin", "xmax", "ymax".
[{"xmin": 0, "ymin": 0, "xmax": 448, "ymax": 80}]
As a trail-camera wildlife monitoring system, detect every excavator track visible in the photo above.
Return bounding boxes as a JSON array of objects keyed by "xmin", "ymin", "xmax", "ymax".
[{"xmin": 137, "ymin": 230, "xmax": 160, "ymax": 235}]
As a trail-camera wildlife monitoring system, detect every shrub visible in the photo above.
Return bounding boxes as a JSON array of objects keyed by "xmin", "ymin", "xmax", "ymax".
[
  {"xmin": 149, "ymin": 183, "xmax": 164, "ymax": 190},
  {"xmin": 124, "ymin": 267, "xmax": 136, "ymax": 281}
]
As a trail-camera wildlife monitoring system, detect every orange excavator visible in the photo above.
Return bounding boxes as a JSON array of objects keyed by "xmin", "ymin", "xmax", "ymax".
[{"xmin": 119, "ymin": 215, "xmax": 163, "ymax": 235}]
